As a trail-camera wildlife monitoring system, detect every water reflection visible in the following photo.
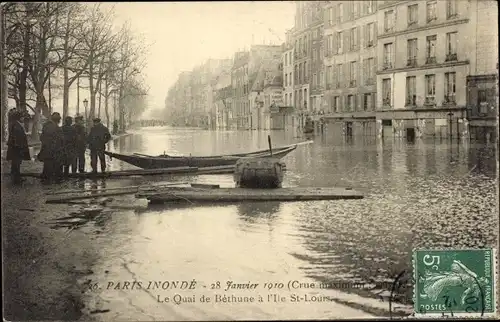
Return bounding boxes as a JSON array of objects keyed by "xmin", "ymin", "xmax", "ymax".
[{"xmin": 236, "ymin": 202, "xmax": 281, "ymax": 220}]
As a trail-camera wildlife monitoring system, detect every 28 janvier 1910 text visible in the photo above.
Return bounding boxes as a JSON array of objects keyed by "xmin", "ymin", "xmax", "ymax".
[{"xmin": 88, "ymin": 280, "xmax": 387, "ymax": 292}]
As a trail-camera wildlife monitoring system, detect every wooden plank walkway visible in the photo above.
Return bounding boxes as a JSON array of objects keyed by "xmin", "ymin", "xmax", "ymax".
[{"xmin": 136, "ymin": 187, "xmax": 364, "ymax": 203}]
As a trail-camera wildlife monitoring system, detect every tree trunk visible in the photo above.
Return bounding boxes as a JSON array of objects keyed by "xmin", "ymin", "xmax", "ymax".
[
  {"xmin": 76, "ymin": 75, "xmax": 80, "ymax": 115},
  {"xmin": 88, "ymin": 65, "xmax": 95, "ymax": 121},
  {"xmin": 98, "ymin": 80, "xmax": 102, "ymax": 119},
  {"xmin": 104, "ymin": 78, "xmax": 110, "ymax": 128},
  {"xmin": 19, "ymin": 27, "xmax": 30, "ymax": 132},
  {"xmin": 48, "ymin": 69, "xmax": 52, "ymax": 114},
  {"xmin": 63, "ymin": 70, "xmax": 69, "ymax": 119}
]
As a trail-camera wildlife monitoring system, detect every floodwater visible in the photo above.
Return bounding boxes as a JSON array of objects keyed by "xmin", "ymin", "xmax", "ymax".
[{"xmin": 50, "ymin": 127, "xmax": 498, "ymax": 320}]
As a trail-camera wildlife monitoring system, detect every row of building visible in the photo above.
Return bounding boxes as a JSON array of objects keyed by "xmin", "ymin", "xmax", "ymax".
[{"xmin": 165, "ymin": 0, "xmax": 498, "ymax": 141}]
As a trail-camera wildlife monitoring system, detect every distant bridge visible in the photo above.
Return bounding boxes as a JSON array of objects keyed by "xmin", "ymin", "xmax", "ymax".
[{"xmin": 131, "ymin": 119, "xmax": 169, "ymax": 127}]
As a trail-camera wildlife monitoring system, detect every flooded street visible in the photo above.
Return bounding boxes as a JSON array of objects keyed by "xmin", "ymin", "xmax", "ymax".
[
  {"xmin": 31, "ymin": 126, "xmax": 496, "ymax": 320},
  {"xmin": 2, "ymin": 126, "xmax": 498, "ymax": 320}
]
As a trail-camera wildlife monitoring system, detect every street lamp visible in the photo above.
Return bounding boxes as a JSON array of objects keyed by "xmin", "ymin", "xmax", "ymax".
[
  {"xmin": 83, "ymin": 98, "xmax": 88, "ymax": 124},
  {"xmin": 447, "ymin": 111, "xmax": 454, "ymax": 140}
]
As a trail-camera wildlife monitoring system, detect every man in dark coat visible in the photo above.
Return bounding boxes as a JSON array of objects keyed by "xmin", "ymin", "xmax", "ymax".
[
  {"xmin": 62, "ymin": 116, "xmax": 77, "ymax": 175},
  {"xmin": 73, "ymin": 114, "xmax": 87, "ymax": 173},
  {"xmin": 39, "ymin": 112, "xmax": 65, "ymax": 182},
  {"xmin": 87, "ymin": 118, "xmax": 111, "ymax": 173},
  {"xmin": 6, "ymin": 111, "xmax": 31, "ymax": 184}
]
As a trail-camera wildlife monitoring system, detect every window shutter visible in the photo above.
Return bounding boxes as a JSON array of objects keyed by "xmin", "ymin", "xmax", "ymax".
[
  {"xmin": 332, "ymin": 34, "xmax": 337, "ymax": 54},
  {"xmin": 374, "ymin": 22, "xmax": 378, "ymax": 42},
  {"xmin": 363, "ymin": 24, "xmax": 368, "ymax": 48},
  {"xmin": 357, "ymin": 26, "xmax": 361, "ymax": 50},
  {"xmin": 343, "ymin": 63, "xmax": 348, "ymax": 88},
  {"xmin": 344, "ymin": 32, "xmax": 349, "ymax": 53}
]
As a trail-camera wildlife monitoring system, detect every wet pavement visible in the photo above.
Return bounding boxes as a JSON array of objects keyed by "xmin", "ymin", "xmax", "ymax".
[{"xmin": 2, "ymin": 126, "xmax": 498, "ymax": 320}]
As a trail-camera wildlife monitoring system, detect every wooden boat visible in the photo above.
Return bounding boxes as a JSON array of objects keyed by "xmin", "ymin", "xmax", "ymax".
[
  {"xmin": 136, "ymin": 187, "xmax": 364, "ymax": 204},
  {"xmin": 104, "ymin": 144, "xmax": 298, "ymax": 169}
]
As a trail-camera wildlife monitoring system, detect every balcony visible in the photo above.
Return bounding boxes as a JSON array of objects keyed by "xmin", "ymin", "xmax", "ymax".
[
  {"xmin": 408, "ymin": 20, "xmax": 417, "ymax": 28},
  {"xmin": 445, "ymin": 53, "xmax": 458, "ymax": 62},
  {"xmin": 405, "ymin": 95, "xmax": 417, "ymax": 107},
  {"xmin": 424, "ymin": 96, "xmax": 436, "ymax": 106},
  {"xmin": 427, "ymin": 16, "xmax": 437, "ymax": 23},
  {"xmin": 425, "ymin": 56, "xmax": 437, "ymax": 65},
  {"xmin": 382, "ymin": 98, "xmax": 391, "ymax": 107},
  {"xmin": 367, "ymin": 40, "xmax": 374, "ymax": 48},
  {"xmin": 407, "ymin": 58, "xmax": 417, "ymax": 67},
  {"xmin": 443, "ymin": 94, "xmax": 456, "ymax": 105},
  {"xmin": 349, "ymin": 80, "xmax": 357, "ymax": 87},
  {"xmin": 384, "ymin": 26, "xmax": 394, "ymax": 34},
  {"xmin": 334, "ymin": 82, "xmax": 340, "ymax": 89},
  {"xmin": 382, "ymin": 61, "xmax": 393, "ymax": 70}
]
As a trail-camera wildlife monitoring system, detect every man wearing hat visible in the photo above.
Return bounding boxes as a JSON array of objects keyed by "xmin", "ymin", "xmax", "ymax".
[
  {"xmin": 73, "ymin": 114, "xmax": 87, "ymax": 173},
  {"xmin": 6, "ymin": 111, "xmax": 31, "ymax": 184},
  {"xmin": 87, "ymin": 117, "xmax": 111, "ymax": 173},
  {"xmin": 39, "ymin": 112, "xmax": 65, "ymax": 182}
]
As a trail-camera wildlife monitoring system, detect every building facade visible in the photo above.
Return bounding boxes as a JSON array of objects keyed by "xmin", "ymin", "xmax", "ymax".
[
  {"xmin": 282, "ymin": 33, "xmax": 295, "ymax": 109},
  {"xmin": 309, "ymin": 3, "xmax": 325, "ymax": 124},
  {"xmin": 323, "ymin": 0, "xmax": 379, "ymax": 138},
  {"xmin": 375, "ymin": 0, "xmax": 498, "ymax": 141}
]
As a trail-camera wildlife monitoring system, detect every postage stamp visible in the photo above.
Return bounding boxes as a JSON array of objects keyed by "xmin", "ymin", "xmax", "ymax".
[{"xmin": 413, "ymin": 248, "xmax": 497, "ymax": 318}]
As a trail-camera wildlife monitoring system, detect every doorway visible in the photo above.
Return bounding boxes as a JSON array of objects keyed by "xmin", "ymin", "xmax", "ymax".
[{"xmin": 406, "ymin": 127, "xmax": 415, "ymax": 142}]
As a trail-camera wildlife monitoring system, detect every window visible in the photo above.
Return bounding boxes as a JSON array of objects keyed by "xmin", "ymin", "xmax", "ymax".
[
  {"xmin": 366, "ymin": 1, "xmax": 374, "ymax": 14},
  {"xmin": 352, "ymin": 2, "xmax": 358, "ymax": 18},
  {"xmin": 406, "ymin": 76, "xmax": 416, "ymax": 106},
  {"xmin": 426, "ymin": 1, "xmax": 437, "ymax": 22},
  {"xmin": 478, "ymin": 90, "xmax": 489, "ymax": 114},
  {"xmin": 334, "ymin": 96, "xmax": 340, "ymax": 113},
  {"xmin": 446, "ymin": 32, "xmax": 457, "ymax": 61},
  {"xmin": 326, "ymin": 65, "xmax": 332, "ymax": 86},
  {"xmin": 425, "ymin": 74, "xmax": 436, "ymax": 104},
  {"xmin": 336, "ymin": 31, "xmax": 343, "ymax": 54},
  {"xmin": 350, "ymin": 27, "xmax": 358, "ymax": 51},
  {"xmin": 349, "ymin": 61, "xmax": 357, "ymax": 87},
  {"xmin": 408, "ymin": 4, "xmax": 418, "ymax": 26},
  {"xmin": 327, "ymin": 34, "xmax": 333, "ymax": 55},
  {"xmin": 384, "ymin": 10, "xmax": 395, "ymax": 32},
  {"xmin": 407, "ymin": 38, "xmax": 418, "ymax": 66},
  {"xmin": 304, "ymin": 62, "xmax": 309, "ymax": 83},
  {"xmin": 382, "ymin": 78, "xmax": 392, "ymax": 106},
  {"xmin": 312, "ymin": 73, "xmax": 317, "ymax": 87},
  {"xmin": 426, "ymin": 35, "xmax": 437, "ymax": 64},
  {"xmin": 446, "ymin": 0, "xmax": 457, "ymax": 19},
  {"xmin": 364, "ymin": 58, "xmax": 375, "ymax": 84},
  {"xmin": 347, "ymin": 95, "xmax": 355, "ymax": 111},
  {"xmin": 328, "ymin": 7, "xmax": 334, "ymax": 25},
  {"xmin": 366, "ymin": 23, "xmax": 375, "ymax": 47},
  {"xmin": 363, "ymin": 93, "xmax": 373, "ymax": 111},
  {"xmin": 320, "ymin": 70, "xmax": 324, "ymax": 87},
  {"xmin": 444, "ymin": 72, "xmax": 456, "ymax": 103},
  {"xmin": 338, "ymin": 3, "xmax": 344, "ymax": 23},
  {"xmin": 383, "ymin": 43, "xmax": 393, "ymax": 69}
]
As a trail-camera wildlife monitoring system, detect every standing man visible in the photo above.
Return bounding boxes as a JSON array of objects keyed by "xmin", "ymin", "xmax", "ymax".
[
  {"xmin": 73, "ymin": 114, "xmax": 87, "ymax": 173},
  {"xmin": 61, "ymin": 116, "xmax": 77, "ymax": 175},
  {"xmin": 6, "ymin": 111, "xmax": 31, "ymax": 184},
  {"xmin": 87, "ymin": 118, "xmax": 111, "ymax": 174},
  {"xmin": 39, "ymin": 112, "xmax": 64, "ymax": 183}
]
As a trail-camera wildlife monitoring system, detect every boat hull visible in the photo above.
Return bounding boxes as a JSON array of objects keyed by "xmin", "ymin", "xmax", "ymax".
[{"xmin": 104, "ymin": 145, "xmax": 297, "ymax": 169}]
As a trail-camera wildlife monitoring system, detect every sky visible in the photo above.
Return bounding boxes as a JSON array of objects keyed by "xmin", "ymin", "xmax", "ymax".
[{"xmin": 108, "ymin": 1, "xmax": 296, "ymax": 117}]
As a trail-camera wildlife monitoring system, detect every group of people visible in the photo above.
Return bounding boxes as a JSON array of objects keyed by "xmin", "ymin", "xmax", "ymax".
[{"xmin": 6, "ymin": 109, "xmax": 112, "ymax": 184}]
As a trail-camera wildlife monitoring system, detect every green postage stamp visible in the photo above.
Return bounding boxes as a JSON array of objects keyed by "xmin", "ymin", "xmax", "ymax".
[{"xmin": 413, "ymin": 248, "xmax": 497, "ymax": 317}]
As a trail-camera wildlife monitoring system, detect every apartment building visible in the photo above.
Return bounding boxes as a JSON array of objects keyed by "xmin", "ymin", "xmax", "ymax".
[
  {"xmin": 291, "ymin": 1, "xmax": 313, "ymax": 127},
  {"xmin": 282, "ymin": 31, "xmax": 295, "ymax": 108},
  {"xmin": 309, "ymin": 3, "xmax": 325, "ymax": 120},
  {"xmin": 323, "ymin": 0, "xmax": 378, "ymax": 137},
  {"xmin": 231, "ymin": 51, "xmax": 249, "ymax": 130},
  {"xmin": 375, "ymin": 0, "xmax": 497, "ymax": 140},
  {"xmin": 466, "ymin": 0, "xmax": 498, "ymax": 142}
]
